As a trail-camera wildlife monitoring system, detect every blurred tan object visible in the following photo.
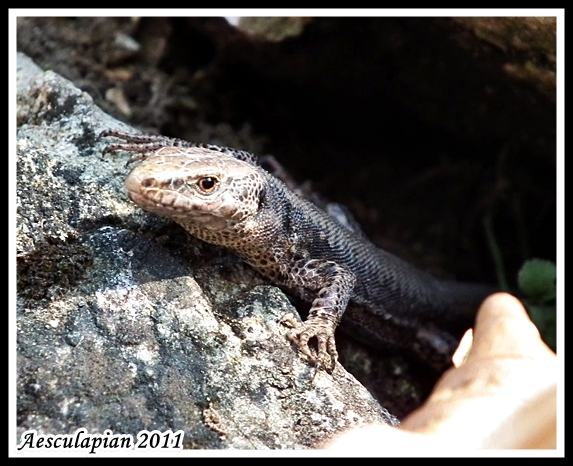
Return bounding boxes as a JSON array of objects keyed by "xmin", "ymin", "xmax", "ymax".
[{"xmin": 325, "ymin": 293, "xmax": 558, "ymax": 452}]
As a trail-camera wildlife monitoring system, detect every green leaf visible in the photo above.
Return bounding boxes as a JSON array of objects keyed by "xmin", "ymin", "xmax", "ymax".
[{"xmin": 518, "ymin": 259, "xmax": 556, "ymax": 303}]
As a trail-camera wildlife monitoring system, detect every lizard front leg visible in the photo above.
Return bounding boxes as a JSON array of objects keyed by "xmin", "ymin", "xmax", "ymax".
[{"xmin": 282, "ymin": 260, "xmax": 356, "ymax": 370}]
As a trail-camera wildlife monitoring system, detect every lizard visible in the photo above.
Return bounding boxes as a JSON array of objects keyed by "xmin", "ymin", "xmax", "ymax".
[{"xmin": 101, "ymin": 130, "xmax": 496, "ymax": 372}]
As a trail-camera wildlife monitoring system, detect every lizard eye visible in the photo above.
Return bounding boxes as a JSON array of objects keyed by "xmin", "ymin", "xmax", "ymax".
[{"xmin": 197, "ymin": 176, "xmax": 219, "ymax": 193}]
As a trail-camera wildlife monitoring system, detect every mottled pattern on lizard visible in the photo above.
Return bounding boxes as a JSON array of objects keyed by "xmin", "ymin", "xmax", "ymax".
[{"xmin": 101, "ymin": 130, "xmax": 496, "ymax": 371}]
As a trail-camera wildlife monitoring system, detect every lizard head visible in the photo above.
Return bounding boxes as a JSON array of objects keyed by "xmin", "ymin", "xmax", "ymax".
[{"xmin": 125, "ymin": 146, "xmax": 266, "ymax": 238}]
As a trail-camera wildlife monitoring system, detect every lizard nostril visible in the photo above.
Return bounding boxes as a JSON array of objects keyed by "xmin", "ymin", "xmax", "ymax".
[{"xmin": 170, "ymin": 178, "xmax": 184, "ymax": 189}]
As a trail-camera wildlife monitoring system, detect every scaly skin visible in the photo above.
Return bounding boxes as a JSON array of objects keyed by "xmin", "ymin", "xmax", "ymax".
[{"xmin": 101, "ymin": 130, "xmax": 496, "ymax": 371}]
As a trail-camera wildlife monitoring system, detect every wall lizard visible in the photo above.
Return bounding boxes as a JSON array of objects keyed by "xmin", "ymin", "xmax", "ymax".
[{"xmin": 101, "ymin": 130, "xmax": 496, "ymax": 372}]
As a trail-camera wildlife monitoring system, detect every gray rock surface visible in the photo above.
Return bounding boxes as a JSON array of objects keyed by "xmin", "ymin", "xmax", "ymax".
[{"xmin": 16, "ymin": 52, "xmax": 397, "ymax": 450}]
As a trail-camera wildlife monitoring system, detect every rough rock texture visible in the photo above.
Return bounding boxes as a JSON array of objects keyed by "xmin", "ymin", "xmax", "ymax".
[{"xmin": 16, "ymin": 53, "xmax": 398, "ymax": 449}]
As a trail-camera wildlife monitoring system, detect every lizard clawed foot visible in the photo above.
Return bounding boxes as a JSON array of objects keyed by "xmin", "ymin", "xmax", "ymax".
[{"xmin": 280, "ymin": 313, "xmax": 338, "ymax": 371}]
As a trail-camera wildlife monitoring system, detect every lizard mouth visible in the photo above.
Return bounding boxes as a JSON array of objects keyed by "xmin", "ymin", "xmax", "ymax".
[
  {"xmin": 125, "ymin": 168, "xmax": 189, "ymax": 214},
  {"xmin": 126, "ymin": 190, "xmax": 235, "ymax": 230},
  {"xmin": 126, "ymin": 190, "xmax": 174, "ymax": 212}
]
